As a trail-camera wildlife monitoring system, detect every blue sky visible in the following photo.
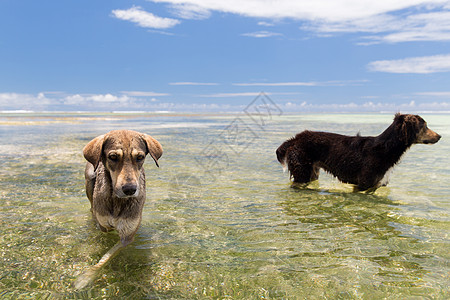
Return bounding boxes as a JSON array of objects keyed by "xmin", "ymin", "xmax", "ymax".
[{"xmin": 1, "ymin": 0, "xmax": 450, "ymax": 112}]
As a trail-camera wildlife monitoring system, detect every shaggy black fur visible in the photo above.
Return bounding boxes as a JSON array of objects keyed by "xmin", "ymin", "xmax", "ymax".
[{"xmin": 276, "ymin": 113, "xmax": 441, "ymax": 191}]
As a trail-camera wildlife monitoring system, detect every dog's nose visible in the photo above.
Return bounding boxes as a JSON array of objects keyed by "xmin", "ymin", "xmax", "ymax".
[{"xmin": 122, "ymin": 183, "xmax": 137, "ymax": 196}]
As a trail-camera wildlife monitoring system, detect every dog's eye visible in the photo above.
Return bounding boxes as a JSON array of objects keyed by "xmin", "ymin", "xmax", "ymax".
[
  {"xmin": 108, "ymin": 153, "xmax": 118, "ymax": 161},
  {"xmin": 136, "ymin": 154, "xmax": 145, "ymax": 161}
]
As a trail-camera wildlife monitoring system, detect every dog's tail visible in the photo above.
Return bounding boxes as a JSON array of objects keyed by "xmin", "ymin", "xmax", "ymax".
[{"xmin": 276, "ymin": 139, "xmax": 294, "ymax": 172}]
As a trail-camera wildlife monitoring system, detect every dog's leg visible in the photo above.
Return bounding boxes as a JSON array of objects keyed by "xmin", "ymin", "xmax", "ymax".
[
  {"xmin": 310, "ymin": 164, "xmax": 320, "ymax": 181},
  {"xmin": 74, "ymin": 241, "xmax": 124, "ymax": 290},
  {"xmin": 355, "ymin": 173, "xmax": 380, "ymax": 192},
  {"xmin": 116, "ymin": 217, "xmax": 142, "ymax": 247}
]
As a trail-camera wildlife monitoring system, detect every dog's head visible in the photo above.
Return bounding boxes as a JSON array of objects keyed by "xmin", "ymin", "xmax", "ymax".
[
  {"xmin": 394, "ymin": 113, "xmax": 441, "ymax": 145},
  {"xmin": 83, "ymin": 130, "xmax": 163, "ymax": 198}
]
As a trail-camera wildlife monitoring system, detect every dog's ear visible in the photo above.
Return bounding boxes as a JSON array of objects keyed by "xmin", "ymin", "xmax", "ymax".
[
  {"xmin": 400, "ymin": 115, "xmax": 419, "ymax": 145},
  {"xmin": 83, "ymin": 134, "xmax": 105, "ymax": 170},
  {"xmin": 394, "ymin": 114, "xmax": 409, "ymax": 145},
  {"xmin": 141, "ymin": 134, "xmax": 163, "ymax": 167}
]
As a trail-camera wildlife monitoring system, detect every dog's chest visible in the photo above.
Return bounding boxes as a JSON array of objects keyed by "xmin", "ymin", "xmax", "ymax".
[
  {"xmin": 94, "ymin": 196, "xmax": 142, "ymax": 228},
  {"xmin": 95, "ymin": 211, "xmax": 141, "ymax": 234},
  {"xmin": 379, "ymin": 166, "xmax": 394, "ymax": 187},
  {"xmin": 95, "ymin": 213, "xmax": 118, "ymax": 230}
]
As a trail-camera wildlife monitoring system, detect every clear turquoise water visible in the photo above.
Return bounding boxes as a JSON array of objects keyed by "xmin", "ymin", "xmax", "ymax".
[{"xmin": 0, "ymin": 112, "xmax": 448, "ymax": 299}]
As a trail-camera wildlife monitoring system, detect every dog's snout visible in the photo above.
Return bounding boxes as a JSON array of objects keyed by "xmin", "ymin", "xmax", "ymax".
[
  {"xmin": 429, "ymin": 130, "xmax": 441, "ymax": 143},
  {"xmin": 420, "ymin": 128, "xmax": 441, "ymax": 144},
  {"xmin": 122, "ymin": 183, "xmax": 137, "ymax": 196}
]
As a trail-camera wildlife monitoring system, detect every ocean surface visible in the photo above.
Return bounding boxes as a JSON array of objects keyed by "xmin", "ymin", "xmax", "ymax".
[{"xmin": 0, "ymin": 112, "xmax": 449, "ymax": 299}]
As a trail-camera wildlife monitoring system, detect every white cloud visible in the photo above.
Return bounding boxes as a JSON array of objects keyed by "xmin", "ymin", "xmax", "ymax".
[
  {"xmin": 233, "ymin": 80, "xmax": 368, "ymax": 87},
  {"xmin": 63, "ymin": 94, "xmax": 132, "ymax": 105},
  {"xmin": 416, "ymin": 91, "xmax": 450, "ymax": 97},
  {"xmin": 2, "ymin": 92, "xmax": 450, "ymax": 113},
  {"xmin": 311, "ymin": 10, "xmax": 450, "ymax": 44},
  {"xmin": 112, "ymin": 6, "xmax": 180, "ymax": 29},
  {"xmin": 381, "ymin": 11, "xmax": 450, "ymax": 43},
  {"xmin": 151, "ymin": 0, "xmax": 444, "ymax": 21},
  {"xmin": 234, "ymin": 81, "xmax": 317, "ymax": 87},
  {"xmin": 199, "ymin": 92, "xmax": 267, "ymax": 97},
  {"xmin": 149, "ymin": 0, "xmax": 450, "ymax": 43},
  {"xmin": 168, "ymin": 3, "xmax": 211, "ymax": 19},
  {"xmin": 120, "ymin": 91, "xmax": 170, "ymax": 97},
  {"xmin": 198, "ymin": 92, "xmax": 302, "ymax": 98},
  {"xmin": 169, "ymin": 82, "xmax": 219, "ymax": 86},
  {"xmin": 91, "ymin": 94, "xmax": 129, "ymax": 103},
  {"xmin": 258, "ymin": 21, "xmax": 274, "ymax": 27},
  {"xmin": 241, "ymin": 31, "xmax": 282, "ymax": 38},
  {"xmin": 368, "ymin": 54, "xmax": 450, "ymax": 73},
  {"xmin": 0, "ymin": 92, "xmax": 170, "ymax": 111},
  {"xmin": 0, "ymin": 93, "xmax": 53, "ymax": 110},
  {"xmin": 277, "ymin": 100, "xmax": 450, "ymax": 112}
]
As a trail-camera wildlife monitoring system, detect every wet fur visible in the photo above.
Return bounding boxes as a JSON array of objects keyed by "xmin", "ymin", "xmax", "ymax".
[
  {"xmin": 83, "ymin": 129, "xmax": 162, "ymax": 246},
  {"xmin": 276, "ymin": 114, "xmax": 441, "ymax": 191},
  {"xmin": 75, "ymin": 130, "xmax": 162, "ymax": 289}
]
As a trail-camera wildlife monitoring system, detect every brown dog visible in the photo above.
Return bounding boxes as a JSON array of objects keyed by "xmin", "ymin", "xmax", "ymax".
[{"xmin": 75, "ymin": 130, "xmax": 162, "ymax": 289}]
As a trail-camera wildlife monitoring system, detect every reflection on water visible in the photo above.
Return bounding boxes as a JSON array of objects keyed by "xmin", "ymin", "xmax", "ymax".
[{"xmin": 0, "ymin": 113, "xmax": 449, "ymax": 298}]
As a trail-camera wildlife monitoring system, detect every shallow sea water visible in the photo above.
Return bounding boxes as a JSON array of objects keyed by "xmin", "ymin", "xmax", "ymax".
[{"xmin": 0, "ymin": 112, "xmax": 449, "ymax": 299}]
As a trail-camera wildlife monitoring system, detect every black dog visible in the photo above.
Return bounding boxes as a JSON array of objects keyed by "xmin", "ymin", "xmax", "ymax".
[{"xmin": 276, "ymin": 114, "xmax": 441, "ymax": 191}]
